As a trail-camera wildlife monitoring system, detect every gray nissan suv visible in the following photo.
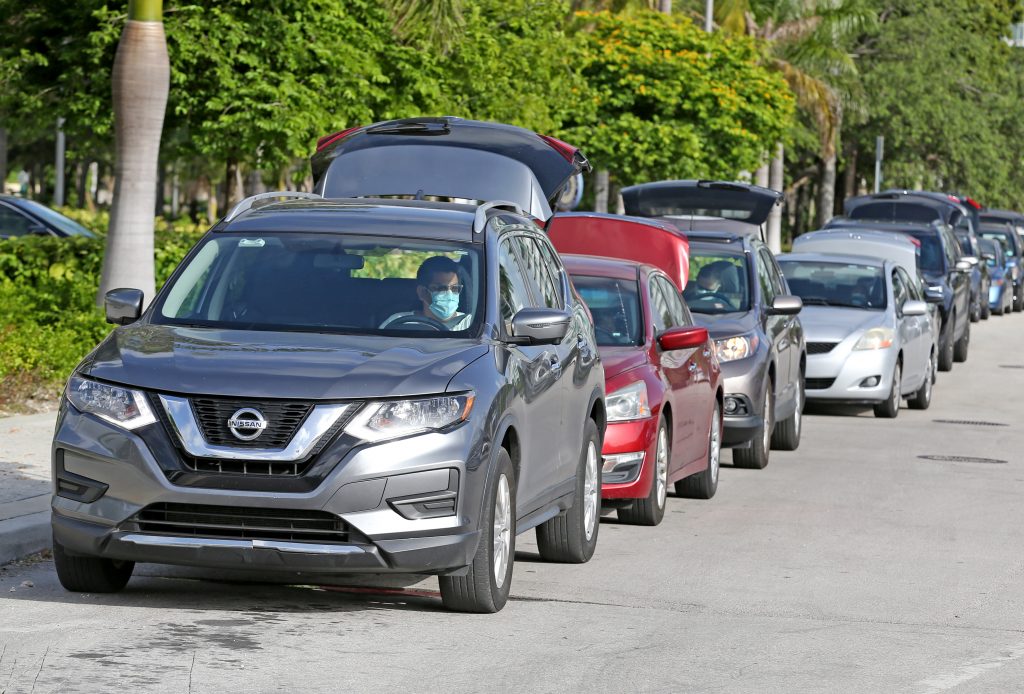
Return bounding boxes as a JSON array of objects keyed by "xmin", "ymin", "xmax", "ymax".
[{"xmin": 51, "ymin": 119, "xmax": 605, "ymax": 613}]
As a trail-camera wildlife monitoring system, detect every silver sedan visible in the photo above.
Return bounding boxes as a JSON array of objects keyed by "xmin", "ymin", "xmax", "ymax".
[{"xmin": 776, "ymin": 253, "xmax": 936, "ymax": 418}]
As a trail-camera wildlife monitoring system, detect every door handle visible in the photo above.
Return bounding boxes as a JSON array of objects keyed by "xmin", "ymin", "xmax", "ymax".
[
  {"xmin": 548, "ymin": 354, "xmax": 562, "ymax": 375},
  {"xmin": 688, "ymin": 362, "xmax": 698, "ymax": 372},
  {"xmin": 702, "ymin": 348, "xmax": 712, "ymax": 359}
]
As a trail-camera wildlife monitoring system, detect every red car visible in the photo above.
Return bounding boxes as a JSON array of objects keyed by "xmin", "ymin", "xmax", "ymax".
[{"xmin": 561, "ymin": 255, "xmax": 723, "ymax": 526}]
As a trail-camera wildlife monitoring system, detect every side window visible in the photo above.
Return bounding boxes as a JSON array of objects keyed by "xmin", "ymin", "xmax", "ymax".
[
  {"xmin": 497, "ymin": 238, "xmax": 534, "ymax": 325},
  {"xmin": 767, "ymin": 255, "xmax": 786, "ymax": 295},
  {"xmin": 892, "ymin": 269, "xmax": 908, "ymax": 311},
  {"xmin": 648, "ymin": 278, "xmax": 672, "ymax": 332},
  {"xmin": 0, "ymin": 205, "xmax": 35, "ymax": 237},
  {"xmin": 655, "ymin": 275, "xmax": 688, "ymax": 327},
  {"xmin": 756, "ymin": 249, "xmax": 777, "ymax": 304},
  {"xmin": 898, "ymin": 267, "xmax": 922, "ymax": 301},
  {"xmin": 517, "ymin": 234, "xmax": 564, "ymax": 309},
  {"xmin": 941, "ymin": 229, "xmax": 959, "ymax": 268}
]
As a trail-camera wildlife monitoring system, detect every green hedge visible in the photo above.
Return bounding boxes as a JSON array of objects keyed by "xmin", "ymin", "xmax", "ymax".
[{"xmin": 0, "ymin": 226, "xmax": 205, "ymax": 403}]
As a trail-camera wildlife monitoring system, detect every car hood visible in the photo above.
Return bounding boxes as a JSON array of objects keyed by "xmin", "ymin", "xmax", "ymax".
[
  {"xmin": 596, "ymin": 346, "xmax": 649, "ymax": 381},
  {"xmin": 798, "ymin": 306, "xmax": 884, "ymax": 342},
  {"xmin": 689, "ymin": 311, "xmax": 757, "ymax": 340},
  {"xmin": 80, "ymin": 324, "xmax": 489, "ymax": 400}
]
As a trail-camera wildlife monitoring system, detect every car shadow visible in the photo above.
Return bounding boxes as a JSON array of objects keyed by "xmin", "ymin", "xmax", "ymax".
[{"xmin": 804, "ymin": 402, "xmax": 884, "ymax": 418}]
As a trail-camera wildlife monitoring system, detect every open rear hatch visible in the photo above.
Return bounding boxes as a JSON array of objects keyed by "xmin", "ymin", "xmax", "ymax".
[
  {"xmin": 621, "ymin": 180, "xmax": 780, "ymax": 226},
  {"xmin": 311, "ymin": 117, "xmax": 589, "ymax": 220}
]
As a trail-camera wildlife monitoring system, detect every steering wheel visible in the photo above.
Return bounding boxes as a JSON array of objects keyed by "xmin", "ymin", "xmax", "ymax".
[
  {"xmin": 594, "ymin": 325, "xmax": 623, "ymax": 343},
  {"xmin": 689, "ymin": 292, "xmax": 736, "ymax": 310},
  {"xmin": 383, "ymin": 313, "xmax": 449, "ymax": 331}
]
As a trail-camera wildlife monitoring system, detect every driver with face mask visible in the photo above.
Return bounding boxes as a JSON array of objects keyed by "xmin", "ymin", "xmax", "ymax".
[{"xmin": 380, "ymin": 256, "xmax": 473, "ymax": 330}]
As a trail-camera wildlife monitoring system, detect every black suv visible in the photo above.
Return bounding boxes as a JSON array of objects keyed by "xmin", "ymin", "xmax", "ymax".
[
  {"xmin": 51, "ymin": 119, "xmax": 604, "ymax": 613},
  {"xmin": 826, "ymin": 218, "xmax": 971, "ymax": 370}
]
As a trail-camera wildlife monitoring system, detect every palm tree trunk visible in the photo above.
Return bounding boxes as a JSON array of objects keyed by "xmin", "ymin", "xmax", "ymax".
[
  {"xmin": 594, "ymin": 169, "xmax": 609, "ymax": 214},
  {"xmin": 0, "ymin": 127, "xmax": 7, "ymax": 190},
  {"xmin": 97, "ymin": 0, "xmax": 169, "ymax": 306},
  {"xmin": 817, "ymin": 153, "xmax": 837, "ymax": 227},
  {"xmin": 767, "ymin": 142, "xmax": 783, "ymax": 253},
  {"xmin": 659, "ymin": 0, "xmax": 672, "ymax": 13},
  {"xmin": 755, "ymin": 162, "xmax": 769, "ymax": 188}
]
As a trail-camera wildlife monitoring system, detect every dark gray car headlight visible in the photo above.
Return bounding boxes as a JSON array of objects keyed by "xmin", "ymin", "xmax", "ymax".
[
  {"xmin": 345, "ymin": 393, "xmax": 475, "ymax": 443},
  {"xmin": 715, "ymin": 333, "xmax": 759, "ymax": 362},
  {"xmin": 65, "ymin": 375, "xmax": 157, "ymax": 430}
]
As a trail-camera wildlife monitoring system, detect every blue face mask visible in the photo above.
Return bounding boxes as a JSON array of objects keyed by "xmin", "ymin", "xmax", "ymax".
[{"xmin": 429, "ymin": 290, "xmax": 460, "ymax": 321}]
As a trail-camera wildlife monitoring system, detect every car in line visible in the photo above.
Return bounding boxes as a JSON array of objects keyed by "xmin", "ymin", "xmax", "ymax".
[
  {"xmin": 0, "ymin": 195, "xmax": 96, "ymax": 239},
  {"xmin": 980, "ymin": 237, "xmax": 1014, "ymax": 316},
  {"xmin": 954, "ymin": 230, "xmax": 990, "ymax": 321},
  {"xmin": 51, "ymin": 118, "xmax": 603, "ymax": 614},
  {"xmin": 977, "ymin": 220, "xmax": 1024, "ymax": 312},
  {"xmin": 776, "ymin": 253, "xmax": 935, "ymax": 417},
  {"xmin": 555, "ymin": 255, "xmax": 722, "ymax": 527},
  {"xmin": 616, "ymin": 181, "xmax": 805, "ymax": 469},
  {"xmin": 825, "ymin": 218, "xmax": 971, "ymax": 371}
]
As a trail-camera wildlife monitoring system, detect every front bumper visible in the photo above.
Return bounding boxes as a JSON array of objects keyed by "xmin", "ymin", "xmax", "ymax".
[
  {"xmin": 51, "ymin": 404, "xmax": 486, "ymax": 575},
  {"xmin": 600, "ymin": 417, "xmax": 658, "ymax": 500},
  {"xmin": 718, "ymin": 353, "xmax": 768, "ymax": 448},
  {"xmin": 804, "ymin": 344, "xmax": 897, "ymax": 403}
]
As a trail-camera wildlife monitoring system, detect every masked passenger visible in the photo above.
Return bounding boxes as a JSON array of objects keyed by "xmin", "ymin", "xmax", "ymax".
[{"xmin": 380, "ymin": 256, "xmax": 472, "ymax": 330}]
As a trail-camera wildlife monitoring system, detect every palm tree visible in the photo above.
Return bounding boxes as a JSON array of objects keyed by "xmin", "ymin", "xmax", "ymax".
[
  {"xmin": 719, "ymin": 0, "xmax": 872, "ymax": 244},
  {"xmin": 97, "ymin": 0, "xmax": 169, "ymax": 306}
]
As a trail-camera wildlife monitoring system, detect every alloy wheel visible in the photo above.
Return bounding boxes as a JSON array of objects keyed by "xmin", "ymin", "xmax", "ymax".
[
  {"xmin": 709, "ymin": 408, "xmax": 721, "ymax": 485},
  {"xmin": 762, "ymin": 387, "xmax": 772, "ymax": 452},
  {"xmin": 493, "ymin": 474, "xmax": 511, "ymax": 587},
  {"xmin": 655, "ymin": 426, "xmax": 669, "ymax": 510},
  {"xmin": 583, "ymin": 441, "xmax": 599, "ymax": 541}
]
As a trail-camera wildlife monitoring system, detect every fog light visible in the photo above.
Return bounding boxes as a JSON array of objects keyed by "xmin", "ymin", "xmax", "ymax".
[
  {"xmin": 602, "ymin": 451, "xmax": 644, "ymax": 484},
  {"xmin": 603, "ymin": 451, "xmax": 644, "ymax": 473},
  {"xmin": 860, "ymin": 375, "xmax": 881, "ymax": 387},
  {"xmin": 724, "ymin": 398, "xmax": 738, "ymax": 414}
]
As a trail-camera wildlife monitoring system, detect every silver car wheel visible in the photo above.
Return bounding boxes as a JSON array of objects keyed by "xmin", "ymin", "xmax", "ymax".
[
  {"xmin": 492, "ymin": 474, "xmax": 511, "ymax": 587},
  {"xmin": 709, "ymin": 407, "xmax": 721, "ymax": 484},
  {"xmin": 762, "ymin": 387, "xmax": 772, "ymax": 452},
  {"xmin": 924, "ymin": 354, "xmax": 934, "ymax": 401},
  {"xmin": 583, "ymin": 440, "xmax": 599, "ymax": 541},
  {"xmin": 656, "ymin": 425, "xmax": 669, "ymax": 510},
  {"xmin": 793, "ymin": 383, "xmax": 803, "ymax": 436}
]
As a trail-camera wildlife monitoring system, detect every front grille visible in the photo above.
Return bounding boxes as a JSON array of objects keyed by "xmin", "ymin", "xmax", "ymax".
[
  {"xmin": 191, "ymin": 398, "xmax": 313, "ymax": 449},
  {"xmin": 805, "ymin": 377, "xmax": 836, "ymax": 390},
  {"xmin": 135, "ymin": 503, "xmax": 350, "ymax": 544},
  {"xmin": 806, "ymin": 342, "xmax": 838, "ymax": 355}
]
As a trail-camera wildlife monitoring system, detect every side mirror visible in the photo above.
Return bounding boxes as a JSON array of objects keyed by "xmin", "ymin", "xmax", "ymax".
[
  {"xmin": 961, "ymin": 256, "xmax": 979, "ymax": 266},
  {"xmin": 767, "ymin": 295, "xmax": 802, "ymax": 316},
  {"xmin": 658, "ymin": 326, "xmax": 709, "ymax": 351},
  {"xmin": 902, "ymin": 300, "xmax": 928, "ymax": 317},
  {"xmin": 105, "ymin": 288, "xmax": 144, "ymax": 325},
  {"xmin": 509, "ymin": 308, "xmax": 570, "ymax": 345},
  {"xmin": 955, "ymin": 259, "xmax": 973, "ymax": 272},
  {"xmin": 923, "ymin": 286, "xmax": 944, "ymax": 304}
]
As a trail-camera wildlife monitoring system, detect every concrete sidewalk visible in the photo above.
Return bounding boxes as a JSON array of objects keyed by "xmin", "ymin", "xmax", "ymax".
[{"xmin": 0, "ymin": 411, "xmax": 56, "ymax": 565}]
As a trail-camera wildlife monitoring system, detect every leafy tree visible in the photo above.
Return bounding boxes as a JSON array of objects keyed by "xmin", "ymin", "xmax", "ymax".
[{"xmin": 559, "ymin": 10, "xmax": 794, "ymax": 186}]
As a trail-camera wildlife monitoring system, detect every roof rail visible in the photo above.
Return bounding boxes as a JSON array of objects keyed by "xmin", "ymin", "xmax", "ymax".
[
  {"xmin": 474, "ymin": 200, "xmax": 526, "ymax": 234},
  {"xmin": 224, "ymin": 191, "xmax": 322, "ymax": 222}
]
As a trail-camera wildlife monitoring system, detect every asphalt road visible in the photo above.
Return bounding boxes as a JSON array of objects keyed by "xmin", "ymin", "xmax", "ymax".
[{"xmin": 2, "ymin": 314, "xmax": 1023, "ymax": 693}]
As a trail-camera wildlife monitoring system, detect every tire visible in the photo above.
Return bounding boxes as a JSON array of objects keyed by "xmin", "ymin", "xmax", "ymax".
[
  {"xmin": 536, "ymin": 418, "xmax": 600, "ymax": 563},
  {"xmin": 53, "ymin": 536, "xmax": 134, "ymax": 593},
  {"xmin": 937, "ymin": 314, "xmax": 955, "ymax": 372},
  {"xmin": 771, "ymin": 377, "xmax": 803, "ymax": 452},
  {"xmin": 908, "ymin": 350, "xmax": 934, "ymax": 410},
  {"xmin": 953, "ymin": 319, "xmax": 970, "ymax": 363},
  {"xmin": 1014, "ymin": 285, "xmax": 1023, "ymax": 312},
  {"xmin": 439, "ymin": 448, "xmax": 515, "ymax": 613},
  {"xmin": 981, "ymin": 297, "xmax": 990, "ymax": 320},
  {"xmin": 733, "ymin": 384, "xmax": 772, "ymax": 469},
  {"xmin": 970, "ymin": 296, "xmax": 980, "ymax": 323},
  {"xmin": 618, "ymin": 417, "xmax": 669, "ymax": 526},
  {"xmin": 873, "ymin": 362, "xmax": 901, "ymax": 419},
  {"xmin": 677, "ymin": 402, "xmax": 721, "ymax": 500}
]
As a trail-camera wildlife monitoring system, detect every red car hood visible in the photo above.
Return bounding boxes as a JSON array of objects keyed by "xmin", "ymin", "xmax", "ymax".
[{"xmin": 597, "ymin": 346, "xmax": 649, "ymax": 381}]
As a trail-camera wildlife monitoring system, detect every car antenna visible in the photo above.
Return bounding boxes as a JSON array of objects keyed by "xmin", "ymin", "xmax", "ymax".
[{"xmin": 414, "ymin": 189, "xmax": 425, "ymax": 200}]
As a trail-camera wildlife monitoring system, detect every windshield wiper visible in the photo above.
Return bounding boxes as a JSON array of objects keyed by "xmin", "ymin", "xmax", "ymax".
[{"xmin": 799, "ymin": 298, "xmax": 833, "ymax": 306}]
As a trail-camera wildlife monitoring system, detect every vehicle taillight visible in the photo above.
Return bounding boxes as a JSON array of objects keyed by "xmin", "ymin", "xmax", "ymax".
[
  {"xmin": 965, "ymin": 197, "xmax": 982, "ymax": 210},
  {"xmin": 539, "ymin": 134, "xmax": 579, "ymax": 163},
  {"xmin": 316, "ymin": 125, "xmax": 363, "ymax": 152}
]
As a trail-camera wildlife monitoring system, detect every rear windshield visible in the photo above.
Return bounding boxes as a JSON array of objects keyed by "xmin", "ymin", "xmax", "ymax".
[
  {"xmin": 155, "ymin": 233, "xmax": 484, "ymax": 336},
  {"xmin": 778, "ymin": 260, "xmax": 887, "ymax": 310},
  {"xmin": 571, "ymin": 275, "xmax": 642, "ymax": 346},
  {"xmin": 18, "ymin": 200, "xmax": 95, "ymax": 237},
  {"xmin": 849, "ymin": 202, "xmax": 941, "ymax": 224},
  {"xmin": 684, "ymin": 251, "xmax": 751, "ymax": 314},
  {"xmin": 902, "ymin": 231, "xmax": 944, "ymax": 274}
]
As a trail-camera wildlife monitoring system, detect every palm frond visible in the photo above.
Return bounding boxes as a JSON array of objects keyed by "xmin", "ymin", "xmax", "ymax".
[{"xmin": 386, "ymin": 0, "xmax": 466, "ymax": 53}]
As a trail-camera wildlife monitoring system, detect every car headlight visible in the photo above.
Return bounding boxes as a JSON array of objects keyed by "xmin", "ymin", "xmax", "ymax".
[
  {"xmin": 853, "ymin": 327, "xmax": 894, "ymax": 351},
  {"xmin": 345, "ymin": 393, "xmax": 475, "ymax": 443},
  {"xmin": 65, "ymin": 375, "xmax": 156, "ymax": 430},
  {"xmin": 606, "ymin": 381, "xmax": 651, "ymax": 422},
  {"xmin": 715, "ymin": 334, "xmax": 758, "ymax": 362}
]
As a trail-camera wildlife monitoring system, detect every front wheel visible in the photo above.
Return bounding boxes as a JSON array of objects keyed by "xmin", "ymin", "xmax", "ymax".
[
  {"xmin": 953, "ymin": 319, "xmax": 970, "ymax": 363},
  {"xmin": 54, "ymin": 536, "xmax": 134, "ymax": 593},
  {"xmin": 677, "ymin": 402, "xmax": 721, "ymax": 500},
  {"xmin": 981, "ymin": 296, "xmax": 990, "ymax": 320},
  {"xmin": 937, "ymin": 315, "xmax": 955, "ymax": 372},
  {"xmin": 907, "ymin": 351, "xmax": 934, "ymax": 410},
  {"xmin": 873, "ymin": 362, "xmax": 901, "ymax": 419},
  {"xmin": 618, "ymin": 416, "xmax": 669, "ymax": 526},
  {"xmin": 771, "ymin": 377, "xmax": 803, "ymax": 452},
  {"xmin": 439, "ymin": 448, "xmax": 516, "ymax": 613},
  {"xmin": 536, "ymin": 419, "xmax": 600, "ymax": 563},
  {"xmin": 733, "ymin": 385, "xmax": 772, "ymax": 469}
]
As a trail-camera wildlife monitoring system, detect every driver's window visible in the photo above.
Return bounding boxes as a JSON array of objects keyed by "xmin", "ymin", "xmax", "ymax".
[
  {"xmin": 892, "ymin": 270, "xmax": 908, "ymax": 314},
  {"xmin": 648, "ymin": 278, "xmax": 672, "ymax": 332},
  {"xmin": 656, "ymin": 275, "xmax": 688, "ymax": 327},
  {"xmin": 756, "ymin": 250, "xmax": 777, "ymax": 304},
  {"xmin": 899, "ymin": 267, "xmax": 921, "ymax": 301},
  {"xmin": 498, "ymin": 238, "xmax": 534, "ymax": 327}
]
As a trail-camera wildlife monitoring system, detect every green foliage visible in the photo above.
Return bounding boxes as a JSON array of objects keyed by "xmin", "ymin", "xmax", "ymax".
[{"xmin": 559, "ymin": 11, "xmax": 795, "ymax": 183}]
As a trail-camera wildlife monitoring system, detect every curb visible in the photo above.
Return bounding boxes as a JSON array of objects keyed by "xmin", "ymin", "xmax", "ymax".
[{"xmin": 0, "ymin": 495, "xmax": 51, "ymax": 567}]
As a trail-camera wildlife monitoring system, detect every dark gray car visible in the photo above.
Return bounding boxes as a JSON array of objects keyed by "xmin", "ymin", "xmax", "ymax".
[{"xmin": 51, "ymin": 120, "xmax": 605, "ymax": 614}]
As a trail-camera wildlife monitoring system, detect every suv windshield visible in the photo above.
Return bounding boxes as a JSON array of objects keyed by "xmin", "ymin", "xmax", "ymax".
[
  {"xmin": 571, "ymin": 275, "xmax": 642, "ymax": 346},
  {"xmin": 778, "ymin": 260, "xmax": 887, "ymax": 310},
  {"xmin": 156, "ymin": 233, "xmax": 483, "ymax": 336},
  {"xmin": 683, "ymin": 250, "xmax": 751, "ymax": 314}
]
